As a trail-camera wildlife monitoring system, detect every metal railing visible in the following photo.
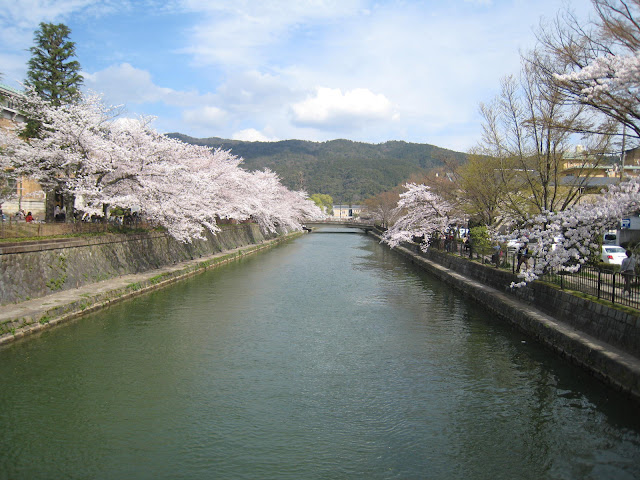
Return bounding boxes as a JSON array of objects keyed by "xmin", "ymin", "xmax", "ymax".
[
  {"xmin": 539, "ymin": 263, "xmax": 638, "ymax": 308},
  {"xmin": 429, "ymin": 238, "xmax": 639, "ymax": 310},
  {"xmin": 0, "ymin": 217, "xmax": 149, "ymax": 239}
]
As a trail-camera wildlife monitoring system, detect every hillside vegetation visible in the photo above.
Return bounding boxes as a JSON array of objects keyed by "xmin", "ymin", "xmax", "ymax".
[{"xmin": 169, "ymin": 134, "xmax": 467, "ymax": 202}]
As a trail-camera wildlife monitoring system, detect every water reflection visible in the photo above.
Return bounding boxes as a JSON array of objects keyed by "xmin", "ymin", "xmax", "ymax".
[{"xmin": 0, "ymin": 229, "xmax": 638, "ymax": 479}]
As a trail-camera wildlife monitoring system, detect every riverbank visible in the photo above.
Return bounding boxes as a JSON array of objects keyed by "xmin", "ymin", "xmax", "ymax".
[
  {"xmin": 0, "ymin": 230, "xmax": 303, "ymax": 346},
  {"xmin": 368, "ymin": 230, "xmax": 640, "ymax": 402},
  {"xmin": 0, "ymin": 223, "xmax": 281, "ymax": 305}
]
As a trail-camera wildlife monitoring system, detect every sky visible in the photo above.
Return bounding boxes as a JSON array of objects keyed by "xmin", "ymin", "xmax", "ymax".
[{"xmin": 0, "ymin": 0, "xmax": 594, "ymax": 152}]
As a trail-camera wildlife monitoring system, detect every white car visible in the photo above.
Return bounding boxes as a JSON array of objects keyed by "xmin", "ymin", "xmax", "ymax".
[
  {"xmin": 603, "ymin": 231, "xmax": 618, "ymax": 245},
  {"xmin": 506, "ymin": 239, "xmax": 522, "ymax": 255},
  {"xmin": 601, "ymin": 245, "xmax": 627, "ymax": 265}
]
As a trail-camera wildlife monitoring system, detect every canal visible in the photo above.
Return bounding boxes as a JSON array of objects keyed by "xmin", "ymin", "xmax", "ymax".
[{"xmin": 1, "ymin": 227, "xmax": 639, "ymax": 479}]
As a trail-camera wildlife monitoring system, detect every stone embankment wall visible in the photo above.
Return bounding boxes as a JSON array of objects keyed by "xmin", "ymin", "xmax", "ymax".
[
  {"xmin": 370, "ymin": 230, "xmax": 640, "ymax": 400},
  {"xmin": 0, "ymin": 224, "xmax": 276, "ymax": 305},
  {"xmin": 412, "ymin": 244, "xmax": 640, "ymax": 358}
]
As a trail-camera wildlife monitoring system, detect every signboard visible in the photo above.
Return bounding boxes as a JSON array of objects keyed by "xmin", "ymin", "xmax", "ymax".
[{"xmin": 622, "ymin": 218, "xmax": 632, "ymax": 229}]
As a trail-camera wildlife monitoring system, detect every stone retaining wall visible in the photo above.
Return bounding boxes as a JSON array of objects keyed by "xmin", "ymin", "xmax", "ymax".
[
  {"xmin": 369, "ymin": 231, "xmax": 640, "ymax": 400},
  {"xmin": 0, "ymin": 224, "xmax": 276, "ymax": 305},
  {"xmin": 414, "ymin": 245, "xmax": 640, "ymax": 358}
]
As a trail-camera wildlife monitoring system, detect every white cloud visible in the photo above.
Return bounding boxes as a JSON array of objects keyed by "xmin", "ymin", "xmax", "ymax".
[
  {"xmin": 179, "ymin": 0, "xmax": 367, "ymax": 68},
  {"xmin": 83, "ymin": 63, "xmax": 172, "ymax": 105},
  {"xmin": 215, "ymin": 70, "xmax": 293, "ymax": 113},
  {"xmin": 0, "ymin": 0, "xmax": 597, "ymax": 150},
  {"xmin": 182, "ymin": 106, "xmax": 227, "ymax": 128},
  {"xmin": 2, "ymin": 0, "xmax": 97, "ymax": 26},
  {"xmin": 291, "ymin": 87, "xmax": 396, "ymax": 130},
  {"xmin": 232, "ymin": 128, "xmax": 277, "ymax": 142},
  {"xmin": 83, "ymin": 62, "xmax": 221, "ymax": 107}
]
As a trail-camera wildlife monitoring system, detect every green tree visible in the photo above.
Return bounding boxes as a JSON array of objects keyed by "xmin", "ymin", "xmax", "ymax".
[
  {"xmin": 455, "ymin": 152, "xmax": 516, "ymax": 226},
  {"xmin": 25, "ymin": 22, "xmax": 83, "ymax": 106},
  {"xmin": 475, "ymin": 66, "xmax": 611, "ymax": 222},
  {"xmin": 470, "ymin": 226, "xmax": 492, "ymax": 259},
  {"xmin": 309, "ymin": 193, "xmax": 333, "ymax": 215},
  {"xmin": 363, "ymin": 190, "xmax": 400, "ymax": 228},
  {"xmin": 24, "ymin": 22, "xmax": 83, "ymax": 222}
]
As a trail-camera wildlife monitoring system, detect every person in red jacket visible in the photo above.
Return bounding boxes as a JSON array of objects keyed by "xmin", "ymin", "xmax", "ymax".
[{"xmin": 25, "ymin": 212, "xmax": 33, "ymax": 222}]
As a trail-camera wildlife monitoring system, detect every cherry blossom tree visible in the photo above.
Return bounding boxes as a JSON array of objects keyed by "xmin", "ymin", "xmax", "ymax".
[
  {"xmin": 557, "ymin": 52, "xmax": 640, "ymax": 100},
  {"xmin": 0, "ymin": 91, "xmax": 324, "ymax": 241},
  {"xmin": 505, "ymin": 178, "xmax": 640, "ymax": 285},
  {"xmin": 0, "ymin": 90, "xmax": 120, "ymax": 221},
  {"xmin": 382, "ymin": 183, "xmax": 462, "ymax": 251},
  {"xmin": 537, "ymin": 0, "xmax": 640, "ymax": 140},
  {"xmin": 242, "ymin": 169, "xmax": 324, "ymax": 233}
]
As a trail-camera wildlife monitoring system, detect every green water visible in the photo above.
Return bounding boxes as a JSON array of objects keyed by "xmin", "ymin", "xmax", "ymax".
[{"xmin": 1, "ymin": 229, "xmax": 639, "ymax": 479}]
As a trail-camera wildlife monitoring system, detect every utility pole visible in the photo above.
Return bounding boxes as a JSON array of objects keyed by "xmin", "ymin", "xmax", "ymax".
[{"xmin": 620, "ymin": 124, "xmax": 627, "ymax": 182}]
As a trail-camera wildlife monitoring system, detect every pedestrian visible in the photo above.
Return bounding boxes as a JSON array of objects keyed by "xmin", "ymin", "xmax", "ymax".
[
  {"xmin": 25, "ymin": 212, "xmax": 33, "ymax": 223},
  {"xmin": 516, "ymin": 243, "xmax": 529, "ymax": 273},
  {"xmin": 620, "ymin": 250, "xmax": 636, "ymax": 295},
  {"xmin": 492, "ymin": 244, "xmax": 501, "ymax": 268}
]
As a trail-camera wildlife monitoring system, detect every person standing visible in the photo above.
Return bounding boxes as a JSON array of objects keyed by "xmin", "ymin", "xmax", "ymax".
[
  {"xmin": 516, "ymin": 243, "xmax": 530, "ymax": 273},
  {"xmin": 492, "ymin": 244, "xmax": 501, "ymax": 268},
  {"xmin": 621, "ymin": 250, "xmax": 636, "ymax": 295}
]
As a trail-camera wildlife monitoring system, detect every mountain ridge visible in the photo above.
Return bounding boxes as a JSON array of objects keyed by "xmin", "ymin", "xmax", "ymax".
[{"xmin": 168, "ymin": 133, "xmax": 467, "ymax": 201}]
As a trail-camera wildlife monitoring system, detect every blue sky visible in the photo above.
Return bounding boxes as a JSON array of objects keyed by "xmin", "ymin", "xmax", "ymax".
[{"xmin": 1, "ymin": 0, "xmax": 592, "ymax": 151}]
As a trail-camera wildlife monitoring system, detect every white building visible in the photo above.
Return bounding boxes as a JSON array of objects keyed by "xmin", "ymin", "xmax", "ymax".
[{"xmin": 332, "ymin": 205, "xmax": 362, "ymax": 219}]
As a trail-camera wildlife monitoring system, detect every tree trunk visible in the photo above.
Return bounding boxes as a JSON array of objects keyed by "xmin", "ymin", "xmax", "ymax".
[
  {"xmin": 45, "ymin": 191, "xmax": 56, "ymax": 223},
  {"xmin": 64, "ymin": 194, "xmax": 75, "ymax": 222}
]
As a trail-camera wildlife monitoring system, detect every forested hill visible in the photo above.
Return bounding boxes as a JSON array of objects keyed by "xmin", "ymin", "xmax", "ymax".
[{"xmin": 168, "ymin": 133, "xmax": 467, "ymax": 201}]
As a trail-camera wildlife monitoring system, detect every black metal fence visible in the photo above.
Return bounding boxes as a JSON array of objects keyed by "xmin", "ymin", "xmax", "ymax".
[
  {"xmin": 539, "ymin": 263, "xmax": 639, "ymax": 308},
  {"xmin": 430, "ymin": 238, "xmax": 639, "ymax": 310}
]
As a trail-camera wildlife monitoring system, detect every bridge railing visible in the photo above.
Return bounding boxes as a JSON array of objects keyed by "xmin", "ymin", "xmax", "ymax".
[{"xmin": 305, "ymin": 219, "xmax": 375, "ymax": 227}]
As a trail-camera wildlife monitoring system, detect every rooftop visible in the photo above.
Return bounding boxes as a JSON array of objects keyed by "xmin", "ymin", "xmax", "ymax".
[{"xmin": 0, "ymin": 83, "xmax": 24, "ymax": 97}]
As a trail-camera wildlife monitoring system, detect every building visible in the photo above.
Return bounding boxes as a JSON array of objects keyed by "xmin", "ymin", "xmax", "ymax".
[
  {"xmin": 557, "ymin": 145, "xmax": 640, "ymax": 206},
  {"xmin": 0, "ymin": 83, "xmax": 27, "ymax": 126},
  {"xmin": 562, "ymin": 145, "xmax": 640, "ymax": 183},
  {"xmin": 332, "ymin": 205, "xmax": 362, "ymax": 219},
  {"xmin": 1, "ymin": 84, "xmax": 45, "ymax": 219}
]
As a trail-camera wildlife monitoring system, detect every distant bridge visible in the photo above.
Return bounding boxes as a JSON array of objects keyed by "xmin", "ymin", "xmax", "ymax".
[{"xmin": 304, "ymin": 220, "xmax": 375, "ymax": 233}]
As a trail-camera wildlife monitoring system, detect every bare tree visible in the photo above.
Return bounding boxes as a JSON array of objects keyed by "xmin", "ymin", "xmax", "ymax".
[
  {"xmin": 535, "ymin": 0, "xmax": 640, "ymax": 141},
  {"xmin": 454, "ymin": 151, "xmax": 515, "ymax": 226},
  {"xmin": 363, "ymin": 190, "xmax": 401, "ymax": 228},
  {"xmin": 475, "ymin": 61, "xmax": 612, "ymax": 221}
]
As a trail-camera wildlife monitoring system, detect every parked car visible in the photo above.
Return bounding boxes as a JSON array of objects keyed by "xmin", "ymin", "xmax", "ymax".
[
  {"xmin": 603, "ymin": 231, "xmax": 618, "ymax": 245},
  {"xmin": 506, "ymin": 239, "xmax": 522, "ymax": 255},
  {"xmin": 601, "ymin": 245, "xmax": 627, "ymax": 265}
]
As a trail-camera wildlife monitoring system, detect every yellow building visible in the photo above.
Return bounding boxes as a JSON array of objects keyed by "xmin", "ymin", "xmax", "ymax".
[
  {"xmin": 562, "ymin": 145, "xmax": 640, "ymax": 182},
  {"xmin": 1, "ymin": 84, "xmax": 46, "ymax": 219},
  {"xmin": 332, "ymin": 205, "xmax": 362, "ymax": 219}
]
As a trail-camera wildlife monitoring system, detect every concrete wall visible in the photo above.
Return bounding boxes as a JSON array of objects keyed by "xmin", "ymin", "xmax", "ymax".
[
  {"xmin": 368, "ymin": 231, "xmax": 640, "ymax": 400},
  {"xmin": 0, "ymin": 224, "xmax": 276, "ymax": 306},
  {"xmin": 397, "ymin": 241, "xmax": 640, "ymax": 358}
]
